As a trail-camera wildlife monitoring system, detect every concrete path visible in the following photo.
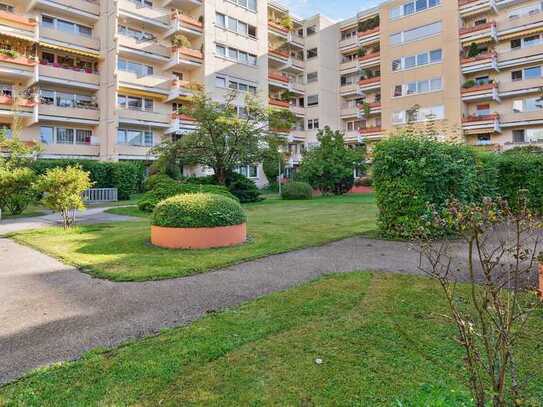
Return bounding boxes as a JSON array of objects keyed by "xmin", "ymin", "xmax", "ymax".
[
  {"xmin": 0, "ymin": 207, "xmax": 138, "ymax": 235},
  {"xmin": 0, "ymin": 235, "xmax": 473, "ymax": 384}
]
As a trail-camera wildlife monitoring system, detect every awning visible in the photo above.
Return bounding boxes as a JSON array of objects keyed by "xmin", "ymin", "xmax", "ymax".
[
  {"xmin": 40, "ymin": 42, "xmax": 100, "ymax": 58},
  {"xmin": 499, "ymin": 26, "xmax": 543, "ymax": 41},
  {"xmin": 117, "ymin": 86, "xmax": 167, "ymax": 99},
  {"xmin": 0, "ymin": 30, "xmax": 35, "ymax": 42}
]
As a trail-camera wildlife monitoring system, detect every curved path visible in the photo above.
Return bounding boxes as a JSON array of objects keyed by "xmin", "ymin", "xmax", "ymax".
[{"xmin": 0, "ymin": 234, "xmax": 473, "ymax": 384}]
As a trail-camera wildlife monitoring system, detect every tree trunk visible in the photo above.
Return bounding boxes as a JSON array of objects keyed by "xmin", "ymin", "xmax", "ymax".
[{"xmin": 215, "ymin": 167, "xmax": 227, "ymax": 185}]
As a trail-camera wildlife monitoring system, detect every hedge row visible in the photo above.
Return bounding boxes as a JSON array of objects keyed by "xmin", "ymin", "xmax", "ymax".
[
  {"xmin": 373, "ymin": 136, "xmax": 543, "ymax": 239},
  {"xmin": 32, "ymin": 160, "xmax": 145, "ymax": 200}
]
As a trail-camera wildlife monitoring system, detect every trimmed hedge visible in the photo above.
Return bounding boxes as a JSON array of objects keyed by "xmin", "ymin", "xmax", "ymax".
[
  {"xmin": 373, "ymin": 135, "xmax": 543, "ymax": 239},
  {"xmin": 151, "ymin": 193, "xmax": 246, "ymax": 228},
  {"xmin": 32, "ymin": 159, "xmax": 145, "ymax": 200},
  {"xmin": 281, "ymin": 181, "xmax": 313, "ymax": 200},
  {"xmin": 184, "ymin": 173, "xmax": 262, "ymax": 203},
  {"xmin": 138, "ymin": 176, "xmax": 237, "ymax": 212}
]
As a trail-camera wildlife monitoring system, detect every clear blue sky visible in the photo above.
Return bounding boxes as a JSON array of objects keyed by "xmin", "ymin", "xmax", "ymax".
[{"xmin": 280, "ymin": 0, "xmax": 381, "ymax": 21}]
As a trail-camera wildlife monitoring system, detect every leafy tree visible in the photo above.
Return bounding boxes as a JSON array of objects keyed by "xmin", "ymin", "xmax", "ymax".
[
  {"xmin": 0, "ymin": 127, "xmax": 41, "ymax": 170},
  {"xmin": 35, "ymin": 166, "xmax": 92, "ymax": 229},
  {"xmin": 152, "ymin": 92, "xmax": 295, "ymax": 185},
  {"xmin": 297, "ymin": 127, "xmax": 366, "ymax": 195},
  {"xmin": 0, "ymin": 167, "xmax": 37, "ymax": 215}
]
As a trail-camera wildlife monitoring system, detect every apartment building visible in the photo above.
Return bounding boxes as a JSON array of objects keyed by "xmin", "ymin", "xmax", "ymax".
[{"xmin": 1, "ymin": 0, "xmax": 542, "ymax": 186}]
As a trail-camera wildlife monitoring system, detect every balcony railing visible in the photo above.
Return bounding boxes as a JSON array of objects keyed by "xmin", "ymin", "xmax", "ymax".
[
  {"xmin": 268, "ymin": 20, "xmax": 289, "ymax": 34},
  {"xmin": 268, "ymin": 71, "xmax": 289, "ymax": 83},
  {"xmin": 269, "ymin": 98, "xmax": 289, "ymax": 108},
  {"xmin": 0, "ymin": 51, "xmax": 37, "ymax": 67},
  {"xmin": 462, "ymin": 113, "xmax": 499, "ymax": 123},
  {"xmin": 358, "ymin": 26, "xmax": 379, "ymax": 39},
  {"xmin": 459, "ymin": 22, "xmax": 496, "ymax": 36},
  {"xmin": 269, "ymin": 48, "xmax": 289, "ymax": 59}
]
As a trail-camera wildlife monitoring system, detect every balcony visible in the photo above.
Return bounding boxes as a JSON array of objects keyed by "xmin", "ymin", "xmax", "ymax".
[
  {"xmin": 497, "ymin": 10, "xmax": 543, "ymax": 41},
  {"xmin": 461, "ymin": 51, "xmax": 498, "ymax": 74},
  {"xmin": 458, "ymin": 0, "xmax": 497, "ymax": 17},
  {"xmin": 358, "ymin": 27, "xmax": 380, "ymax": 46},
  {"xmin": 268, "ymin": 20, "xmax": 289, "ymax": 38},
  {"xmin": 500, "ymin": 112, "xmax": 543, "ymax": 129},
  {"xmin": 117, "ymin": 71, "xmax": 171, "ymax": 98},
  {"xmin": 166, "ymin": 113, "xmax": 198, "ymax": 135},
  {"xmin": 166, "ymin": 11, "xmax": 203, "ymax": 39},
  {"xmin": 461, "ymin": 82, "xmax": 499, "ymax": 102},
  {"xmin": 166, "ymin": 79, "xmax": 201, "ymax": 102},
  {"xmin": 39, "ymin": 27, "xmax": 100, "ymax": 53},
  {"xmin": 462, "ymin": 113, "xmax": 501, "ymax": 134},
  {"xmin": 164, "ymin": 47, "xmax": 203, "ymax": 70},
  {"xmin": 118, "ymin": 35, "xmax": 170, "ymax": 63},
  {"xmin": 39, "ymin": 103, "xmax": 99, "ymax": 125},
  {"xmin": 358, "ymin": 77, "xmax": 381, "ymax": 93},
  {"xmin": 289, "ymin": 103, "xmax": 305, "ymax": 116},
  {"xmin": 118, "ymin": 0, "xmax": 170, "ymax": 31},
  {"xmin": 269, "ymin": 98, "xmax": 289, "ymax": 109},
  {"xmin": 38, "ymin": 62, "xmax": 99, "ymax": 89},
  {"xmin": 499, "ymin": 78, "xmax": 543, "ymax": 98},
  {"xmin": 0, "ymin": 10, "xmax": 37, "ymax": 42},
  {"xmin": 459, "ymin": 22, "xmax": 497, "ymax": 45},
  {"xmin": 268, "ymin": 48, "xmax": 289, "ymax": 63},
  {"xmin": 268, "ymin": 70, "xmax": 289, "ymax": 90},
  {"xmin": 29, "ymin": 0, "xmax": 99, "ymax": 22},
  {"xmin": 118, "ymin": 108, "xmax": 171, "ymax": 129},
  {"xmin": 0, "ymin": 52, "xmax": 36, "ymax": 80},
  {"xmin": 358, "ymin": 52, "xmax": 380, "ymax": 69},
  {"xmin": 358, "ymin": 126, "xmax": 384, "ymax": 140}
]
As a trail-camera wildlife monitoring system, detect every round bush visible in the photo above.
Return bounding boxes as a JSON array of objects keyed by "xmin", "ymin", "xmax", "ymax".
[
  {"xmin": 151, "ymin": 193, "xmax": 246, "ymax": 228},
  {"xmin": 281, "ymin": 181, "xmax": 313, "ymax": 200}
]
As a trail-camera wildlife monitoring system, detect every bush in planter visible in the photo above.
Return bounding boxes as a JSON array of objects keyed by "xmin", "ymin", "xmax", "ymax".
[
  {"xmin": 138, "ymin": 177, "xmax": 236, "ymax": 212},
  {"xmin": 152, "ymin": 193, "xmax": 246, "ymax": 228},
  {"xmin": 281, "ymin": 181, "xmax": 313, "ymax": 200}
]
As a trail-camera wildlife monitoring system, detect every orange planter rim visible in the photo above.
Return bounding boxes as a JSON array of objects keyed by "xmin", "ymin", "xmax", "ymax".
[{"xmin": 151, "ymin": 223, "xmax": 247, "ymax": 250}]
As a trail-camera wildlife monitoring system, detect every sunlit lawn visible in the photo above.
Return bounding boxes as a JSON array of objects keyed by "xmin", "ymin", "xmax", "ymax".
[
  {"xmin": 1, "ymin": 272, "xmax": 542, "ymax": 406},
  {"xmin": 12, "ymin": 194, "xmax": 378, "ymax": 281}
]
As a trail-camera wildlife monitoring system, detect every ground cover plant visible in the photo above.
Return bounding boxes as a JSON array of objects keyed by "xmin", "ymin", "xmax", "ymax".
[
  {"xmin": 11, "ymin": 194, "xmax": 378, "ymax": 281},
  {"xmin": 1, "ymin": 272, "xmax": 542, "ymax": 406}
]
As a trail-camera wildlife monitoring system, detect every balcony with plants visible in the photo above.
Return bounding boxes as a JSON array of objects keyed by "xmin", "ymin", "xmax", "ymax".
[
  {"xmin": 357, "ymin": 15, "xmax": 380, "ymax": 44},
  {"xmin": 0, "ymin": 35, "xmax": 37, "ymax": 70}
]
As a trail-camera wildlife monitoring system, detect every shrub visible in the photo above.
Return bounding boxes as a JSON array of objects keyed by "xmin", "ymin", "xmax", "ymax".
[
  {"xmin": 35, "ymin": 166, "xmax": 92, "ymax": 228},
  {"xmin": 151, "ymin": 193, "xmax": 246, "ymax": 228},
  {"xmin": 0, "ymin": 167, "xmax": 37, "ymax": 215},
  {"xmin": 373, "ymin": 135, "xmax": 479, "ymax": 239},
  {"xmin": 297, "ymin": 127, "xmax": 365, "ymax": 195},
  {"xmin": 143, "ymin": 174, "xmax": 176, "ymax": 191},
  {"xmin": 138, "ymin": 178, "xmax": 236, "ymax": 212},
  {"xmin": 111, "ymin": 162, "xmax": 142, "ymax": 200},
  {"xmin": 281, "ymin": 181, "xmax": 313, "ymax": 200},
  {"xmin": 354, "ymin": 176, "xmax": 373, "ymax": 187},
  {"xmin": 226, "ymin": 173, "xmax": 262, "ymax": 203}
]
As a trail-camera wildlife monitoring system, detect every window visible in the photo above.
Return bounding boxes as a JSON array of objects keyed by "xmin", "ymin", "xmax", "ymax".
[
  {"xmin": 41, "ymin": 15, "xmax": 92, "ymax": 37},
  {"xmin": 0, "ymin": 3, "xmax": 14, "ymax": 12},
  {"xmin": 341, "ymin": 29, "xmax": 357, "ymax": 41},
  {"xmin": 513, "ymin": 97, "xmax": 543, "ymax": 113},
  {"xmin": 307, "ymin": 119, "xmax": 319, "ymax": 129},
  {"xmin": 216, "ymin": 13, "xmax": 257, "ymax": 38},
  {"xmin": 392, "ymin": 105, "xmax": 444, "ymax": 123},
  {"xmin": 476, "ymin": 104, "xmax": 490, "ymax": 116},
  {"xmin": 390, "ymin": 0, "xmax": 441, "ymax": 20},
  {"xmin": 476, "ymin": 135, "xmax": 491, "ymax": 145},
  {"xmin": 307, "ymin": 72, "xmax": 318, "ymax": 83},
  {"xmin": 118, "ymin": 25, "xmax": 155, "ymax": 41},
  {"xmin": 513, "ymin": 129, "xmax": 526, "ymax": 143},
  {"xmin": 117, "ymin": 58, "xmax": 153, "ymax": 76},
  {"xmin": 117, "ymin": 129, "xmax": 153, "ymax": 146},
  {"xmin": 216, "ymin": 44, "xmax": 257, "ymax": 66},
  {"xmin": 215, "ymin": 75, "xmax": 227, "ymax": 88},
  {"xmin": 307, "ymin": 48, "xmax": 318, "ymax": 59},
  {"xmin": 509, "ymin": 3, "xmax": 543, "ymax": 20},
  {"xmin": 392, "ymin": 49, "xmax": 442, "ymax": 71},
  {"xmin": 128, "ymin": 0, "xmax": 153, "ymax": 8},
  {"xmin": 390, "ymin": 21, "xmax": 441, "ymax": 45},
  {"xmin": 306, "ymin": 25, "xmax": 317, "ymax": 36},
  {"xmin": 228, "ymin": 0, "xmax": 257, "ymax": 12},
  {"xmin": 220, "ymin": 76, "xmax": 257, "ymax": 94},
  {"xmin": 117, "ymin": 94, "xmax": 153, "ymax": 111},
  {"xmin": 513, "ymin": 66, "xmax": 542, "ymax": 81},
  {"xmin": 40, "ymin": 126, "xmax": 54, "ymax": 144},
  {"xmin": 511, "ymin": 34, "xmax": 543, "ymax": 50},
  {"xmin": 56, "ymin": 127, "xmax": 74, "ymax": 144},
  {"xmin": 527, "ymin": 128, "xmax": 543, "ymax": 142},
  {"xmin": 307, "ymin": 95, "xmax": 318, "ymax": 106},
  {"xmin": 236, "ymin": 165, "xmax": 258, "ymax": 178},
  {"xmin": 76, "ymin": 129, "xmax": 92, "ymax": 145}
]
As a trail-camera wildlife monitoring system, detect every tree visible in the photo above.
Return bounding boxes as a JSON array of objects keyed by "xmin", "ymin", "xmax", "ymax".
[
  {"xmin": 35, "ymin": 166, "xmax": 92, "ymax": 229},
  {"xmin": 417, "ymin": 197, "xmax": 543, "ymax": 406},
  {"xmin": 297, "ymin": 127, "xmax": 366, "ymax": 195},
  {"xmin": 0, "ymin": 122, "xmax": 41, "ymax": 170},
  {"xmin": 152, "ymin": 92, "xmax": 296, "ymax": 185}
]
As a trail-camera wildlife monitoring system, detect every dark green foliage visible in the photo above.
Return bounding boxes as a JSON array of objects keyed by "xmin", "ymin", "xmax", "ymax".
[
  {"xmin": 0, "ymin": 167, "xmax": 37, "ymax": 215},
  {"xmin": 373, "ymin": 135, "xmax": 479, "ymax": 239},
  {"xmin": 151, "ymin": 193, "xmax": 246, "ymax": 228},
  {"xmin": 281, "ymin": 181, "xmax": 313, "ymax": 200},
  {"xmin": 138, "ymin": 177, "xmax": 236, "ymax": 212},
  {"xmin": 32, "ymin": 159, "xmax": 145, "ymax": 200},
  {"xmin": 184, "ymin": 173, "xmax": 262, "ymax": 203},
  {"xmin": 503, "ymin": 145, "xmax": 543, "ymax": 155},
  {"xmin": 262, "ymin": 148, "xmax": 285, "ymax": 183},
  {"xmin": 143, "ymin": 174, "xmax": 176, "ymax": 192},
  {"xmin": 297, "ymin": 127, "xmax": 365, "ymax": 195}
]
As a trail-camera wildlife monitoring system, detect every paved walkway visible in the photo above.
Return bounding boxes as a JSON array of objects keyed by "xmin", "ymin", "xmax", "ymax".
[
  {"xmin": 0, "ymin": 207, "xmax": 138, "ymax": 235},
  {"xmin": 0, "ymin": 235, "xmax": 473, "ymax": 384}
]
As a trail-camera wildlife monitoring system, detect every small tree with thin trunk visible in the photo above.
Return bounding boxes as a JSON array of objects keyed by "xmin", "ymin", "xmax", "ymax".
[
  {"xmin": 35, "ymin": 166, "xmax": 92, "ymax": 229},
  {"xmin": 417, "ymin": 196, "xmax": 542, "ymax": 406},
  {"xmin": 152, "ymin": 92, "xmax": 296, "ymax": 185}
]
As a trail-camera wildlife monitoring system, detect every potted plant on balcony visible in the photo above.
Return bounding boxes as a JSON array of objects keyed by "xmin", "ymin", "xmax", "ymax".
[
  {"xmin": 150, "ymin": 193, "xmax": 247, "ymax": 249},
  {"xmin": 280, "ymin": 15, "xmax": 294, "ymax": 31},
  {"xmin": 172, "ymin": 34, "xmax": 191, "ymax": 49}
]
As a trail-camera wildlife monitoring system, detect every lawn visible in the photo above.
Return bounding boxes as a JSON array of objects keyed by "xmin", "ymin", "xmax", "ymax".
[
  {"xmin": 11, "ymin": 194, "xmax": 378, "ymax": 282},
  {"xmin": 1, "ymin": 272, "xmax": 542, "ymax": 406}
]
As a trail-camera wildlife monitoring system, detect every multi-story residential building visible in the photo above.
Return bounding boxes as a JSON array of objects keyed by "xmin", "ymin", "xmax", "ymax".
[{"xmin": 1, "ymin": 0, "xmax": 542, "ymax": 186}]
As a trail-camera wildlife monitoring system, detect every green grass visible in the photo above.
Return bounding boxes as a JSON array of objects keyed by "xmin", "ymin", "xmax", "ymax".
[
  {"xmin": 12, "ymin": 194, "xmax": 378, "ymax": 282},
  {"xmin": 1, "ymin": 272, "xmax": 542, "ymax": 406}
]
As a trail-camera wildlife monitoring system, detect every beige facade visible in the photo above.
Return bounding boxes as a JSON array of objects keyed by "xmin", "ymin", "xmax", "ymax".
[{"xmin": 1, "ymin": 0, "xmax": 542, "ymax": 185}]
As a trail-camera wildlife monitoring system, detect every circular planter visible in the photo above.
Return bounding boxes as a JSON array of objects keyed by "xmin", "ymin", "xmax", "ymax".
[
  {"xmin": 151, "ymin": 223, "xmax": 247, "ymax": 249},
  {"xmin": 538, "ymin": 262, "xmax": 543, "ymax": 300}
]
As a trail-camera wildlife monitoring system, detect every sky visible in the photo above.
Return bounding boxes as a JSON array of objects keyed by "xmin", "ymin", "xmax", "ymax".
[{"xmin": 279, "ymin": 0, "xmax": 382, "ymax": 21}]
